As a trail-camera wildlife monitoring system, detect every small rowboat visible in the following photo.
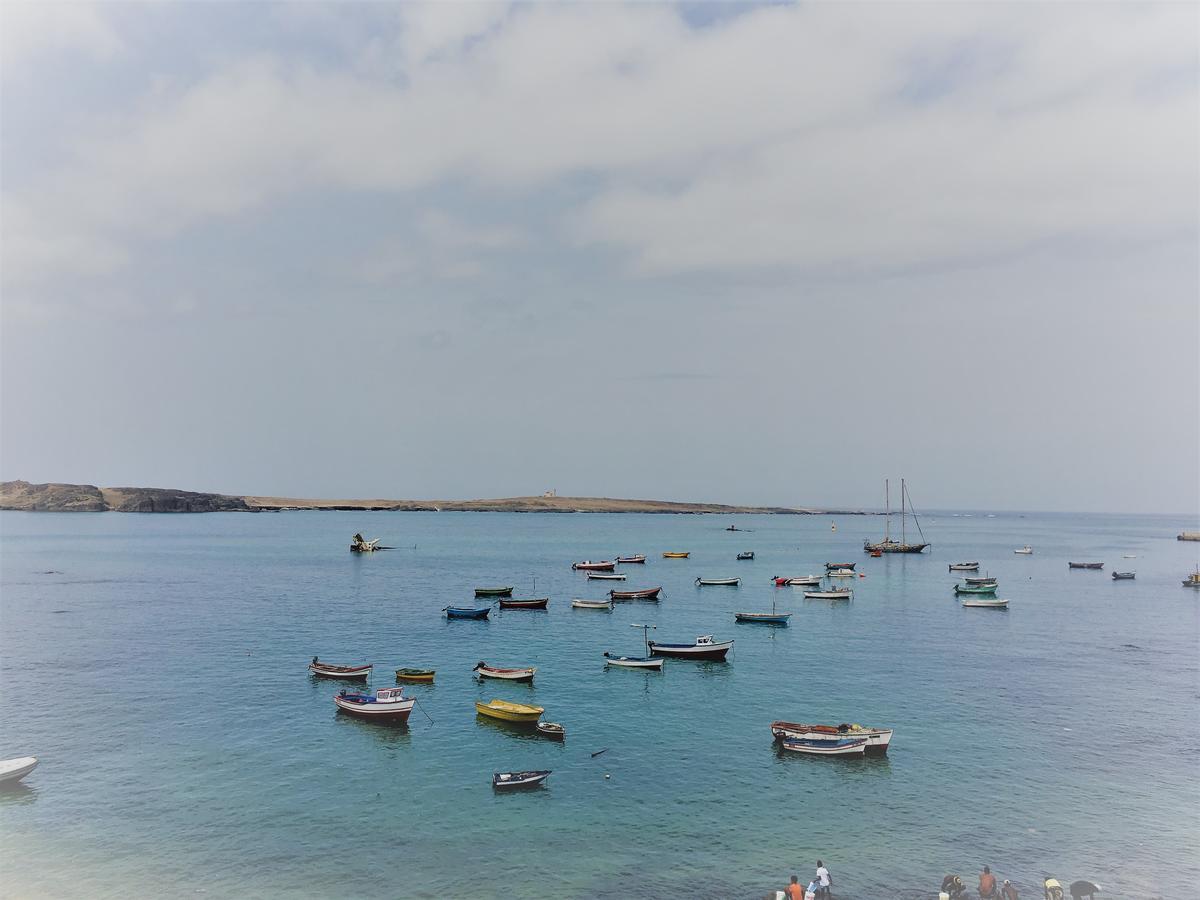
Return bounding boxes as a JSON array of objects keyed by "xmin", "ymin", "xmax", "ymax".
[
  {"xmin": 826, "ymin": 568, "xmax": 856, "ymax": 577},
  {"xmin": 961, "ymin": 597, "xmax": 1009, "ymax": 608},
  {"xmin": 609, "ymin": 586, "xmax": 662, "ymax": 601},
  {"xmin": 616, "ymin": 554, "xmax": 646, "ymax": 564},
  {"xmin": 771, "ymin": 721, "xmax": 893, "ymax": 754},
  {"xmin": 954, "ymin": 583, "xmax": 998, "ymax": 595},
  {"xmin": 572, "ymin": 560, "xmax": 616, "ymax": 572},
  {"xmin": 662, "ymin": 551, "xmax": 690, "ymax": 559},
  {"xmin": 695, "ymin": 577, "xmax": 739, "ymax": 586},
  {"xmin": 0, "ymin": 757, "xmax": 38, "ymax": 784},
  {"xmin": 964, "ymin": 575, "xmax": 997, "ymax": 585},
  {"xmin": 536, "ymin": 721, "xmax": 565, "ymax": 740},
  {"xmin": 603, "ymin": 652, "xmax": 665, "ymax": 670},
  {"xmin": 446, "ymin": 606, "xmax": 490, "ymax": 619},
  {"xmin": 780, "ymin": 737, "xmax": 868, "ymax": 757},
  {"xmin": 473, "ymin": 661, "xmax": 536, "ymax": 682},
  {"xmin": 498, "ymin": 597, "xmax": 549, "ymax": 610},
  {"xmin": 1014, "ymin": 546, "xmax": 1033, "ymax": 554},
  {"xmin": 949, "ymin": 562, "xmax": 980, "ymax": 571},
  {"xmin": 587, "ymin": 572, "xmax": 626, "ymax": 581},
  {"xmin": 474, "ymin": 586, "xmax": 513, "ymax": 597},
  {"xmin": 394, "ymin": 668, "xmax": 435, "ymax": 683},
  {"xmin": 783, "ymin": 575, "xmax": 822, "ymax": 586},
  {"xmin": 869, "ymin": 549, "xmax": 883, "ymax": 557},
  {"xmin": 571, "ymin": 598, "xmax": 613, "ymax": 610},
  {"xmin": 804, "ymin": 588, "xmax": 852, "ymax": 599},
  {"xmin": 1111, "ymin": 572, "xmax": 1135, "ymax": 580},
  {"xmin": 493, "ymin": 770, "xmax": 551, "ymax": 789},
  {"xmin": 735, "ymin": 612, "xmax": 790, "ymax": 625},
  {"xmin": 736, "ymin": 551, "xmax": 755, "ymax": 560},
  {"xmin": 334, "ymin": 687, "xmax": 415, "ymax": 722},
  {"xmin": 310, "ymin": 658, "xmax": 372, "ymax": 679},
  {"xmin": 1068, "ymin": 562, "xmax": 1104, "ymax": 570},
  {"xmin": 825, "ymin": 562, "xmax": 856, "ymax": 570},
  {"xmin": 475, "ymin": 699, "xmax": 543, "ymax": 723},
  {"xmin": 647, "ymin": 634, "xmax": 733, "ymax": 660}
]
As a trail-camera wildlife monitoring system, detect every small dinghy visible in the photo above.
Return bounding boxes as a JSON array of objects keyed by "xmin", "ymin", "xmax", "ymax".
[
  {"xmin": 616, "ymin": 554, "xmax": 646, "ymax": 564},
  {"xmin": 785, "ymin": 575, "xmax": 822, "ymax": 586},
  {"xmin": 334, "ymin": 687, "xmax": 415, "ymax": 722},
  {"xmin": 954, "ymin": 583, "xmax": 998, "ymax": 595},
  {"xmin": 780, "ymin": 737, "xmax": 868, "ymax": 757},
  {"xmin": 310, "ymin": 657, "xmax": 372, "ymax": 679},
  {"xmin": 0, "ymin": 756, "xmax": 39, "ymax": 785},
  {"xmin": 647, "ymin": 634, "xmax": 733, "ymax": 661},
  {"xmin": 771, "ymin": 721, "xmax": 893, "ymax": 754},
  {"xmin": 1014, "ymin": 546, "xmax": 1033, "ymax": 554},
  {"xmin": 961, "ymin": 597, "xmax": 1010, "ymax": 608},
  {"xmin": 587, "ymin": 572, "xmax": 626, "ymax": 581},
  {"xmin": 826, "ymin": 568, "xmax": 856, "ymax": 578},
  {"xmin": 445, "ymin": 606, "xmax": 491, "ymax": 619},
  {"xmin": 695, "ymin": 577, "xmax": 739, "ymax": 586},
  {"xmin": 572, "ymin": 598, "xmax": 614, "ymax": 610},
  {"xmin": 571, "ymin": 560, "xmax": 616, "ymax": 572},
  {"xmin": 603, "ymin": 652, "xmax": 665, "ymax": 670},
  {"xmin": 474, "ymin": 586, "xmax": 513, "ymax": 598},
  {"xmin": 535, "ymin": 721, "xmax": 565, "ymax": 740},
  {"xmin": 498, "ymin": 597, "xmax": 549, "ymax": 610},
  {"xmin": 662, "ymin": 551, "xmax": 690, "ymax": 559},
  {"xmin": 825, "ymin": 562, "xmax": 856, "ymax": 570},
  {"xmin": 475, "ymin": 699, "xmax": 543, "ymax": 724},
  {"xmin": 804, "ymin": 588, "xmax": 852, "ymax": 600},
  {"xmin": 473, "ymin": 661, "xmax": 536, "ymax": 682},
  {"xmin": 1068, "ymin": 562, "xmax": 1104, "ymax": 570},
  {"xmin": 493, "ymin": 770, "xmax": 551, "ymax": 790},
  {"xmin": 964, "ymin": 575, "xmax": 998, "ymax": 585},
  {"xmin": 609, "ymin": 586, "xmax": 662, "ymax": 601},
  {"xmin": 949, "ymin": 562, "xmax": 980, "ymax": 571},
  {"xmin": 735, "ymin": 612, "xmax": 790, "ymax": 625},
  {"xmin": 736, "ymin": 551, "xmax": 755, "ymax": 560},
  {"xmin": 394, "ymin": 668, "xmax": 435, "ymax": 683}
]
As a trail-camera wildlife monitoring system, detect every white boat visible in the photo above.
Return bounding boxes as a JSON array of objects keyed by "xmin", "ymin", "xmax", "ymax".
[
  {"xmin": 493, "ymin": 770, "xmax": 551, "ymax": 789},
  {"xmin": 770, "ymin": 722, "xmax": 893, "ymax": 754},
  {"xmin": 647, "ymin": 634, "xmax": 734, "ymax": 660},
  {"xmin": 961, "ymin": 597, "xmax": 1009, "ymax": 609},
  {"xmin": 826, "ymin": 568, "xmax": 856, "ymax": 577},
  {"xmin": 949, "ymin": 562, "xmax": 980, "ymax": 571},
  {"xmin": 1014, "ymin": 546, "xmax": 1033, "ymax": 554},
  {"xmin": 695, "ymin": 577, "xmax": 740, "ymax": 586},
  {"xmin": 0, "ymin": 756, "xmax": 38, "ymax": 784},
  {"xmin": 788, "ymin": 575, "xmax": 823, "ymax": 586},
  {"xmin": 780, "ymin": 737, "xmax": 868, "ymax": 757},
  {"xmin": 587, "ymin": 572, "xmax": 626, "ymax": 581},
  {"xmin": 473, "ymin": 661, "xmax": 536, "ymax": 682},
  {"xmin": 603, "ymin": 652, "xmax": 664, "ymax": 670},
  {"xmin": 572, "ymin": 598, "xmax": 613, "ymax": 610},
  {"xmin": 964, "ymin": 575, "xmax": 998, "ymax": 585},
  {"xmin": 804, "ymin": 588, "xmax": 852, "ymax": 599},
  {"xmin": 333, "ymin": 687, "xmax": 415, "ymax": 722}
]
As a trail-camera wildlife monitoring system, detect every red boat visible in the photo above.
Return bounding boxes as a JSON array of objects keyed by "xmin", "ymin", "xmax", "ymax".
[
  {"xmin": 498, "ymin": 597, "xmax": 549, "ymax": 610},
  {"xmin": 609, "ymin": 586, "xmax": 662, "ymax": 601},
  {"xmin": 572, "ymin": 560, "xmax": 616, "ymax": 572}
]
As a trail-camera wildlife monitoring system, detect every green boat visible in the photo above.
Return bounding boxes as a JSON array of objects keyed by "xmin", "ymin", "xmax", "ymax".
[
  {"xmin": 474, "ymin": 586, "xmax": 514, "ymax": 598},
  {"xmin": 954, "ymin": 583, "xmax": 999, "ymax": 595},
  {"xmin": 395, "ymin": 668, "xmax": 436, "ymax": 683}
]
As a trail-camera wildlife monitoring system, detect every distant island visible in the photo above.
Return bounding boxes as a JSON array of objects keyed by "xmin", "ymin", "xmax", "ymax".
[{"xmin": 0, "ymin": 480, "xmax": 873, "ymax": 515}]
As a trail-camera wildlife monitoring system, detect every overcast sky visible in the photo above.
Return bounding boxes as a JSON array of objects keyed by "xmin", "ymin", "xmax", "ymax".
[{"xmin": 1, "ymin": 2, "xmax": 1197, "ymax": 513}]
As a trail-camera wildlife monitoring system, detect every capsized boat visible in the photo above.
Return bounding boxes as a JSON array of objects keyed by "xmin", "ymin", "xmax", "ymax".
[
  {"xmin": 949, "ymin": 562, "xmax": 980, "ymax": 571},
  {"xmin": 535, "ymin": 722, "xmax": 565, "ymax": 740},
  {"xmin": 662, "ymin": 551, "xmax": 690, "ymax": 559},
  {"xmin": 770, "ymin": 721, "xmax": 893, "ymax": 754},
  {"xmin": 616, "ymin": 554, "xmax": 646, "ymax": 564},
  {"xmin": 647, "ymin": 634, "xmax": 733, "ymax": 660},
  {"xmin": 695, "ymin": 577, "xmax": 739, "ymax": 586},
  {"xmin": 1111, "ymin": 572, "xmax": 1135, "ymax": 580},
  {"xmin": 587, "ymin": 572, "xmax": 626, "ymax": 581},
  {"xmin": 473, "ymin": 661, "xmax": 536, "ymax": 682},
  {"xmin": 475, "ymin": 699, "xmax": 544, "ymax": 724},
  {"xmin": 492, "ymin": 770, "xmax": 551, "ymax": 789},
  {"xmin": 961, "ymin": 597, "xmax": 1009, "ymax": 608},
  {"xmin": 804, "ymin": 588, "xmax": 852, "ymax": 599},
  {"xmin": 498, "ymin": 597, "xmax": 549, "ymax": 609},
  {"xmin": 394, "ymin": 668, "xmax": 435, "ymax": 683},
  {"xmin": 572, "ymin": 598, "xmax": 614, "ymax": 610},
  {"xmin": 736, "ymin": 551, "xmax": 755, "ymax": 560},
  {"xmin": 1014, "ymin": 546, "xmax": 1033, "ymax": 554},
  {"xmin": 334, "ymin": 686, "xmax": 415, "ymax": 722},
  {"xmin": 863, "ymin": 478, "xmax": 929, "ymax": 553},
  {"xmin": 445, "ymin": 606, "xmax": 491, "ymax": 619},
  {"xmin": 1068, "ymin": 562, "xmax": 1104, "ymax": 570},
  {"xmin": 609, "ymin": 586, "xmax": 662, "ymax": 601},
  {"xmin": 954, "ymin": 583, "xmax": 998, "ymax": 595},
  {"xmin": 0, "ymin": 756, "xmax": 39, "ymax": 784},
  {"xmin": 572, "ymin": 560, "xmax": 616, "ymax": 572},
  {"xmin": 310, "ymin": 657, "xmax": 372, "ymax": 679},
  {"xmin": 474, "ymin": 586, "xmax": 514, "ymax": 597},
  {"xmin": 780, "ymin": 737, "xmax": 868, "ymax": 756},
  {"xmin": 349, "ymin": 533, "xmax": 381, "ymax": 552}
]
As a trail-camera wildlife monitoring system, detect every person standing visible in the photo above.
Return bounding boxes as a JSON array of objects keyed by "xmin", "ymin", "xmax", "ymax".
[
  {"xmin": 979, "ymin": 865, "xmax": 998, "ymax": 898},
  {"xmin": 785, "ymin": 876, "xmax": 803, "ymax": 900},
  {"xmin": 815, "ymin": 860, "xmax": 832, "ymax": 899}
]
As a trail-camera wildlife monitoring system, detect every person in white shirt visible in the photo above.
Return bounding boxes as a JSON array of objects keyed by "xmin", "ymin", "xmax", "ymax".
[{"xmin": 815, "ymin": 860, "xmax": 832, "ymax": 899}]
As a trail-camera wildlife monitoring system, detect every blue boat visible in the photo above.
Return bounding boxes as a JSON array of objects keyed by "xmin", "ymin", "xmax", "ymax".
[
  {"xmin": 734, "ymin": 612, "xmax": 791, "ymax": 625},
  {"xmin": 444, "ymin": 606, "xmax": 490, "ymax": 620},
  {"xmin": 780, "ymin": 737, "xmax": 867, "ymax": 756}
]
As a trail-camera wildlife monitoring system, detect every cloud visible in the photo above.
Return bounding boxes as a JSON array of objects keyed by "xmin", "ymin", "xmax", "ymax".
[{"xmin": 0, "ymin": 1, "xmax": 124, "ymax": 69}]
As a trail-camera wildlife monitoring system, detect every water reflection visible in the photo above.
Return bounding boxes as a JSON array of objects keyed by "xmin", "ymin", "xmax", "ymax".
[
  {"xmin": 332, "ymin": 710, "xmax": 413, "ymax": 747},
  {"xmin": 0, "ymin": 782, "xmax": 38, "ymax": 805},
  {"xmin": 473, "ymin": 714, "xmax": 543, "ymax": 743}
]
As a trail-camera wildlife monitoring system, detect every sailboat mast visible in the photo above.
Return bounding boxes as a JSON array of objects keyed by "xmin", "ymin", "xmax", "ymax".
[
  {"xmin": 884, "ymin": 479, "xmax": 891, "ymax": 542},
  {"xmin": 901, "ymin": 478, "xmax": 907, "ymax": 546}
]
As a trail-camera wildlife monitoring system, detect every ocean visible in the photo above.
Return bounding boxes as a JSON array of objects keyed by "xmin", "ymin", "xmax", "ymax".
[{"xmin": 1, "ymin": 509, "xmax": 1197, "ymax": 899}]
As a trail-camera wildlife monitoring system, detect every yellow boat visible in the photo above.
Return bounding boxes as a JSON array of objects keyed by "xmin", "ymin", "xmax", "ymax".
[
  {"xmin": 475, "ymin": 699, "xmax": 544, "ymax": 724},
  {"xmin": 394, "ymin": 668, "xmax": 436, "ymax": 683},
  {"xmin": 662, "ymin": 552, "xmax": 690, "ymax": 559}
]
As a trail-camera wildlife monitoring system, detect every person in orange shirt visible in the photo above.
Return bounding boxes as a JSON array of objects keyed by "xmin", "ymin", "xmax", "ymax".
[
  {"xmin": 979, "ymin": 866, "xmax": 998, "ymax": 899},
  {"xmin": 785, "ymin": 875, "xmax": 804, "ymax": 900}
]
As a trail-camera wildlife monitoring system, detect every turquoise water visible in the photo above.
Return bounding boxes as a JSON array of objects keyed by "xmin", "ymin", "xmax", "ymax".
[{"xmin": 1, "ymin": 510, "xmax": 1197, "ymax": 899}]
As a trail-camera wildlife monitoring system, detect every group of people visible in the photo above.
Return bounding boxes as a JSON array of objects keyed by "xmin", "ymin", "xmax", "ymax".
[
  {"xmin": 943, "ymin": 868, "xmax": 1101, "ymax": 900},
  {"xmin": 774, "ymin": 860, "xmax": 833, "ymax": 900}
]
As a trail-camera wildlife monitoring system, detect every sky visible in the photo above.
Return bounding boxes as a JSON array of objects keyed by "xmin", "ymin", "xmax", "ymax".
[{"xmin": 1, "ymin": 1, "xmax": 1197, "ymax": 514}]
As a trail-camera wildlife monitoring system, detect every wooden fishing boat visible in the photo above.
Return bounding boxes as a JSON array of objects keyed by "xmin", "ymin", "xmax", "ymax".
[
  {"xmin": 349, "ymin": 533, "xmax": 381, "ymax": 552},
  {"xmin": 1068, "ymin": 562, "xmax": 1104, "ymax": 570},
  {"xmin": 695, "ymin": 577, "xmax": 739, "ymax": 586},
  {"xmin": 961, "ymin": 597, "xmax": 1009, "ymax": 608},
  {"xmin": 394, "ymin": 668, "xmax": 435, "ymax": 683},
  {"xmin": 603, "ymin": 652, "xmax": 665, "ymax": 669},
  {"xmin": 964, "ymin": 575, "xmax": 998, "ymax": 585},
  {"xmin": 309, "ymin": 658, "xmax": 372, "ymax": 679},
  {"xmin": 587, "ymin": 572, "xmax": 626, "ymax": 580},
  {"xmin": 0, "ymin": 756, "xmax": 38, "ymax": 784},
  {"xmin": 535, "ymin": 721, "xmax": 565, "ymax": 740},
  {"xmin": 609, "ymin": 586, "xmax": 662, "ymax": 600},
  {"xmin": 786, "ymin": 575, "xmax": 823, "ymax": 586},
  {"xmin": 334, "ymin": 687, "xmax": 415, "ymax": 722},
  {"xmin": 735, "ymin": 612, "xmax": 790, "ymax": 625},
  {"xmin": 824, "ymin": 562, "xmax": 856, "ymax": 570},
  {"xmin": 616, "ymin": 554, "xmax": 646, "ymax": 564},
  {"xmin": 1014, "ymin": 546, "xmax": 1033, "ymax": 554},
  {"xmin": 954, "ymin": 583, "xmax": 998, "ymax": 595},
  {"xmin": 473, "ymin": 661, "xmax": 536, "ymax": 682},
  {"xmin": 1111, "ymin": 572, "xmax": 1135, "ymax": 580},
  {"xmin": 498, "ymin": 597, "xmax": 549, "ymax": 609},
  {"xmin": 474, "ymin": 586, "xmax": 513, "ymax": 597},
  {"xmin": 736, "ymin": 551, "xmax": 755, "ymax": 560},
  {"xmin": 1183, "ymin": 568, "xmax": 1200, "ymax": 587},
  {"xmin": 571, "ymin": 560, "xmax": 616, "ymax": 571},
  {"xmin": 804, "ymin": 588, "xmax": 852, "ymax": 599},
  {"xmin": 826, "ymin": 568, "xmax": 856, "ymax": 577},
  {"xmin": 949, "ymin": 562, "xmax": 980, "ymax": 571},
  {"xmin": 475, "ymin": 699, "xmax": 543, "ymax": 724},
  {"xmin": 492, "ymin": 770, "xmax": 551, "ymax": 789},
  {"xmin": 780, "ymin": 737, "xmax": 868, "ymax": 756},
  {"xmin": 771, "ymin": 721, "xmax": 892, "ymax": 754},
  {"xmin": 445, "ymin": 606, "xmax": 491, "ymax": 619},
  {"xmin": 662, "ymin": 551, "xmax": 690, "ymax": 559},
  {"xmin": 863, "ymin": 478, "xmax": 929, "ymax": 553},
  {"xmin": 647, "ymin": 634, "xmax": 733, "ymax": 660},
  {"xmin": 571, "ymin": 598, "xmax": 614, "ymax": 610}
]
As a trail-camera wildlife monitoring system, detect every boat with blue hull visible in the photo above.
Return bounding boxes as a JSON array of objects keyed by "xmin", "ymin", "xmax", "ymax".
[{"xmin": 445, "ymin": 606, "xmax": 490, "ymax": 620}]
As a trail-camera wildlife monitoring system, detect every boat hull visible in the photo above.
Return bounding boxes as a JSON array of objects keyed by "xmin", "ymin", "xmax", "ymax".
[
  {"xmin": 333, "ymin": 693, "xmax": 415, "ymax": 722},
  {"xmin": 961, "ymin": 599, "xmax": 1009, "ymax": 608},
  {"xmin": 603, "ymin": 653, "xmax": 664, "ymax": 669},
  {"xmin": 781, "ymin": 737, "xmax": 867, "ymax": 756},
  {"xmin": 804, "ymin": 590, "xmax": 851, "ymax": 599},
  {"xmin": 954, "ymin": 584, "xmax": 998, "ymax": 595},
  {"xmin": 587, "ymin": 573, "xmax": 626, "ymax": 580},
  {"xmin": 474, "ymin": 587, "xmax": 513, "ymax": 597},
  {"xmin": 571, "ymin": 599, "xmax": 613, "ymax": 610},
  {"xmin": 493, "ymin": 770, "xmax": 551, "ymax": 789},
  {"xmin": 695, "ymin": 578, "xmax": 739, "ymax": 586},
  {"xmin": 609, "ymin": 587, "xmax": 662, "ymax": 600},
  {"xmin": 863, "ymin": 541, "xmax": 929, "ymax": 553},
  {"xmin": 648, "ymin": 640, "xmax": 733, "ymax": 661},
  {"xmin": 474, "ymin": 663, "xmax": 536, "ymax": 682},
  {"xmin": 662, "ymin": 552, "xmax": 690, "ymax": 559},
  {"xmin": 735, "ymin": 613, "xmax": 790, "ymax": 625},
  {"xmin": 310, "ymin": 662, "xmax": 372, "ymax": 679},
  {"xmin": 572, "ymin": 561, "xmax": 616, "ymax": 571},
  {"xmin": 475, "ymin": 700, "xmax": 544, "ymax": 723},
  {"xmin": 446, "ymin": 607, "xmax": 491, "ymax": 619},
  {"xmin": 616, "ymin": 556, "xmax": 646, "ymax": 564},
  {"xmin": 0, "ymin": 757, "xmax": 39, "ymax": 784},
  {"xmin": 498, "ymin": 598, "xmax": 548, "ymax": 609},
  {"xmin": 949, "ymin": 563, "xmax": 980, "ymax": 571},
  {"xmin": 1068, "ymin": 562, "xmax": 1104, "ymax": 570},
  {"xmin": 535, "ymin": 723, "xmax": 565, "ymax": 740},
  {"xmin": 771, "ymin": 721, "xmax": 892, "ymax": 754},
  {"xmin": 394, "ymin": 669, "xmax": 435, "ymax": 683}
]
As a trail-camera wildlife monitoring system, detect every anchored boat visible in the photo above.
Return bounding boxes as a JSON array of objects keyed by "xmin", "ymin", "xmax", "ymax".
[
  {"xmin": 609, "ymin": 586, "xmax": 662, "ymax": 601},
  {"xmin": 964, "ymin": 575, "xmax": 998, "ymax": 585},
  {"xmin": 695, "ymin": 577, "xmax": 739, "ymax": 586},
  {"xmin": 825, "ymin": 562, "xmax": 856, "ymax": 570},
  {"xmin": 949, "ymin": 562, "xmax": 980, "ymax": 571},
  {"xmin": 474, "ymin": 586, "xmax": 513, "ymax": 598},
  {"xmin": 587, "ymin": 572, "xmax": 626, "ymax": 581},
  {"xmin": 492, "ymin": 770, "xmax": 551, "ymax": 789},
  {"xmin": 309, "ymin": 658, "xmax": 371, "ymax": 679},
  {"xmin": 1184, "ymin": 568, "xmax": 1200, "ymax": 588},
  {"xmin": 572, "ymin": 598, "xmax": 614, "ymax": 610},
  {"xmin": 1014, "ymin": 546, "xmax": 1033, "ymax": 554},
  {"xmin": 334, "ymin": 687, "xmax": 415, "ymax": 722},
  {"xmin": 0, "ymin": 757, "xmax": 39, "ymax": 785},
  {"xmin": 349, "ymin": 533, "xmax": 381, "ymax": 552},
  {"xmin": 572, "ymin": 560, "xmax": 616, "ymax": 572},
  {"xmin": 616, "ymin": 554, "xmax": 646, "ymax": 564},
  {"xmin": 605, "ymin": 624, "xmax": 666, "ymax": 669},
  {"xmin": 826, "ymin": 568, "xmax": 856, "ymax": 578},
  {"xmin": 736, "ymin": 551, "xmax": 755, "ymax": 560},
  {"xmin": 954, "ymin": 583, "xmax": 998, "ymax": 595},
  {"xmin": 475, "ymin": 699, "xmax": 544, "ymax": 724},
  {"xmin": 1111, "ymin": 572, "xmax": 1135, "ymax": 581},
  {"xmin": 535, "ymin": 722, "xmax": 565, "ymax": 740},
  {"xmin": 498, "ymin": 597, "xmax": 549, "ymax": 609},
  {"xmin": 804, "ymin": 588, "xmax": 852, "ymax": 600},
  {"xmin": 473, "ymin": 661, "xmax": 536, "ymax": 683},
  {"xmin": 662, "ymin": 552, "xmax": 690, "ymax": 559},
  {"xmin": 961, "ymin": 597, "xmax": 1009, "ymax": 608},
  {"xmin": 735, "ymin": 592, "xmax": 790, "ymax": 625},
  {"xmin": 445, "ymin": 606, "xmax": 490, "ymax": 620},
  {"xmin": 771, "ymin": 721, "xmax": 893, "ymax": 754},
  {"xmin": 394, "ymin": 668, "xmax": 435, "ymax": 683},
  {"xmin": 780, "ymin": 737, "xmax": 868, "ymax": 757},
  {"xmin": 647, "ymin": 634, "xmax": 733, "ymax": 661},
  {"xmin": 1068, "ymin": 562, "xmax": 1104, "ymax": 570},
  {"xmin": 864, "ymin": 478, "xmax": 929, "ymax": 553}
]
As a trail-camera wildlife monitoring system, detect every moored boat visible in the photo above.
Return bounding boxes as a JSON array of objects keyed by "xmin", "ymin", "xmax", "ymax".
[
  {"xmin": 949, "ymin": 562, "xmax": 980, "ymax": 571},
  {"xmin": 473, "ymin": 661, "xmax": 536, "ymax": 682},
  {"xmin": 394, "ymin": 668, "xmax": 435, "ymax": 683},
  {"xmin": 333, "ymin": 687, "xmax": 415, "ymax": 722},
  {"xmin": 1014, "ymin": 546, "xmax": 1033, "ymax": 554},
  {"xmin": 616, "ymin": 554, "xmax": 646, "ymax": 564},
  {"xmin": 571, "ymin": 560, "xmax": 616, "ymax": 571},
  {"xmin": 826, "ymin": 568, "xmax": 856, "ymax": 577},
  {"xmin": 536, "ymin": 721, "xmax": 565, "ymax": 740},
  {"xmin": 770, "ymin": 721, "xmax": 892, "ymax": 754},
  {"xmin": 0, "ymin": 756, "xmax": 39, "ymax": 784},
  {"xmin": 735, "ymin": 612, "xmax": 790, "ymax": 625},
  {"xmin": 1111, "ymin": 572, "xmax": 1135, "ymax": 580},
  {"xmin": 964, "ymin": 575, "xmax": 998, "ymax": 585},
  {"xmin": 474, "ymin": 586, "xmax": 513, "ymax": 597},
  {"xmin": 587, "ymin": 572, "xmax": 627, "ymax": 580},
  {"xmin": 445, "ymin": 606, "xmax": 491, "ymax": 619},
  {"xmin": 662, "ymin": 551, "xmax": 690, "ymax": 559},
  {"xmin": 780, "ymin": 737, "xmax": 868, "ymax": 756},
  {"xmin": 786, "ymin": 575, "xmax": 822, "ymax": 586},
  {"xmin": 475, "ymin": 699, "xmax": 544, "ymax": 724},
  {"xmin": 961, "ymin": 597, "xmax": 1009, "ymax": 608},
  {"xmin": 954, "ymin": 583, "xmax": 998, "ymax": 595},
  {"xmin": 804, "ymin": 588, "xmax": 852, "ymax": 599},
  {"xmin": 609, "ymin": 586, "xmax": 662, "ymax": 600},
  {"xmin": 824, "ymin": 562, "xmax": 856, "ymax": 571},
  {"xmin": 1068, "ymin": 562, "xmax": 1104, "ymax": 570},
  {"xmin": 1184, "ymin": 568, "xmax": 1200, "ymax": 588},
  {"xmin": 603, "ymin": 652, "xmax": 665, "ymax": 670},
  {"xmin": 863, "ymin": 478, "xmax": 929, "ymax": 553},
  {"xmin": 571, "ymin": 598, "xmax": 614, "ymax": 610},
  {"xmin": 736, "ymin": 551, "xmax": 755, "ymax": 560},
  {"xmin": 498, "ymin": 597, "xmax": 549, "ymax": 609},
  {"xmin": 492, "ymin": 770, "xmax": 551, "ymax": 789},
  {"xmin": 647, "ymin": 634, "xmax": 733, "ymax": 660},
  {"xmin": 695, "ymin": 577, "xmax": 739, "ymax": 586},
  {"xmin": 310, "ymin": 657, "xmax": 372, "ymax": 679},
  {"xmin": 869, "ymin": 548, "xmax": 883, "ymax": 557}
]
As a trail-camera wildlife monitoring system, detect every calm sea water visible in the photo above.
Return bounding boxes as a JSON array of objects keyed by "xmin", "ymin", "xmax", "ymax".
[{"xmin": 1, "ymin": 510, "xmax": 1197, "ymax": 899}]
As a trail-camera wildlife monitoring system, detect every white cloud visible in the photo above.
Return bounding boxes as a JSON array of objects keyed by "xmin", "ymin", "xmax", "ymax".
[{"xmin": 0, "ymin": 0, "xmax": 123, "ymax": 69}]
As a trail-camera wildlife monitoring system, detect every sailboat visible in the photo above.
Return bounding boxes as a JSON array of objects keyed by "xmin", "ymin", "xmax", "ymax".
[
  {"xmin": 735, "ymin": 590, "xmax": 791, "ymax": 625},
  {"xmin": 864, "ymin": 478, "xmax": 929, "ymax": 554}
]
